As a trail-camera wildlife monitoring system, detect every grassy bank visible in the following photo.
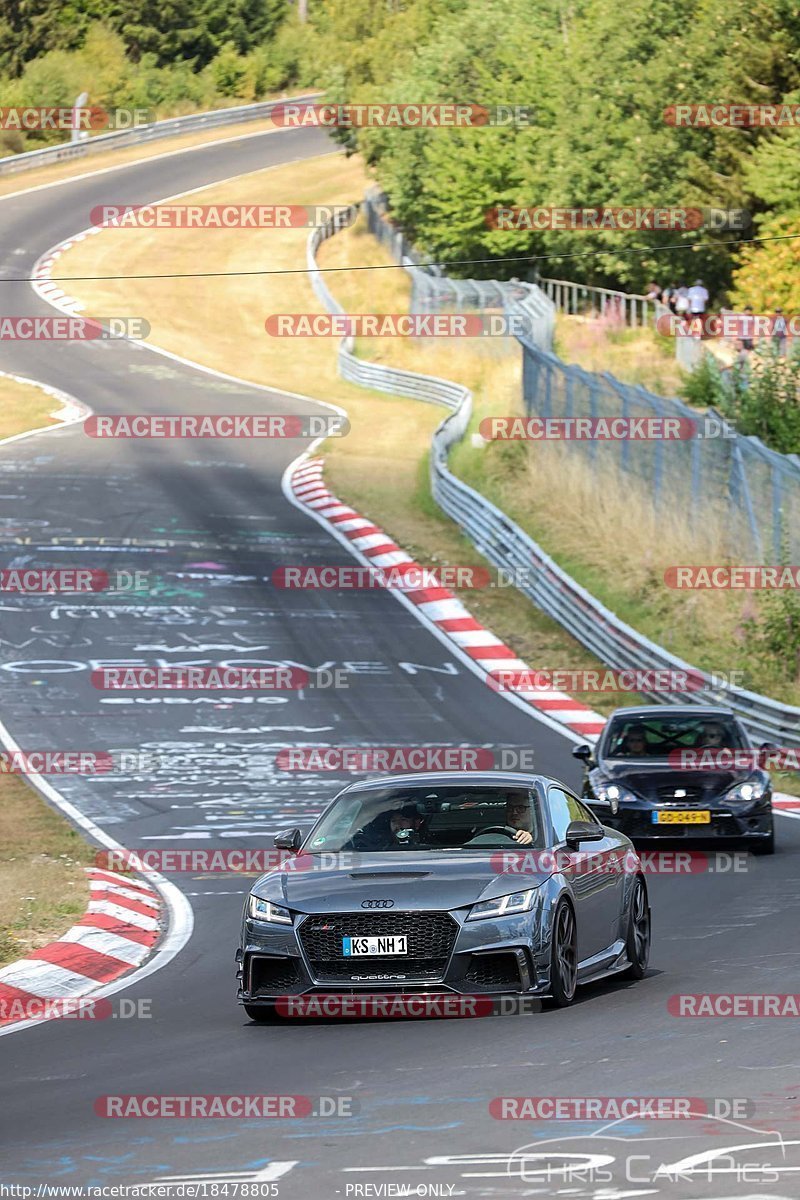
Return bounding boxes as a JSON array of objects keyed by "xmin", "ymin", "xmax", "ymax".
[
  {"xmin": 0, "ymin": 776, "xmax": 92, "ymax": 966},
  {"xmin": 50, "ymin": 151, "xmax": 800, "ymax": 720},
  {"xmin": 0, "ymin": 376, "xmax": 64, "ymax": 442},
  {"xmin": 51, "ymin": 154, "xmax": 636, "ymax": 717},
  {"xmin": 553, "ymin": 315, "xmax": 687, "ymax": 398}
]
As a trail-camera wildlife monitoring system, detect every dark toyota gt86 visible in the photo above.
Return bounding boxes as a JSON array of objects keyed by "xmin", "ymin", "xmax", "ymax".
[
  {"xmin": 572, "ymin": 705, "xmax": 775, "ymax": 853},
  {"xmin": 236, "ymin": 771, "xmax": 650, "ymax": 1019}
]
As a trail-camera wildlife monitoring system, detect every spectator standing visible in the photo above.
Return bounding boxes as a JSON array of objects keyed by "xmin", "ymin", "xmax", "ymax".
[
  {"xmin": 772, "ymin": 308, "xmax": 788, "ymax": 357},
  {"xmin": 662, "ymin": 283, "xmax": 678, "ymax": 313},
  {"xmin": 674, "ymin": 286, "xmax": 690, "ymax": 317},
  {"xmin": 741, "ymin": 306, "xmax": 755, "ymax": 352},
  {"xmin": 688, "ymin": 279, "xmax": 709, "ymax": 316}
]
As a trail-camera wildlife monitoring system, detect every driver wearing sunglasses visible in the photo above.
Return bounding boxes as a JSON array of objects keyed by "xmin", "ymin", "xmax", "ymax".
[{"xmin": 506, "ymin": 798, "xmax": 534, "ymax": 845}]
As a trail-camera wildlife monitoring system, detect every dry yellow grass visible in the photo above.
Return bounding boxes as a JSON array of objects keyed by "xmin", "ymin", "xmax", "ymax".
[
  {"xmin": 0, "ymin": 375, "xmax": 62, "ymax": 441},
  {"xmin": 52, "ymin": 158, "xmax": 636, "ymax": 714},
  {"xmin": 0, "ymin": 775, "xmax": 92, "ymax": 966},
  {"xmin": 52, "ymin": 153, "xmax": 796, "ymax": 709},
  {"xmin": 554, "ymin": 313, "xmax": 687, "ymax": 397}
]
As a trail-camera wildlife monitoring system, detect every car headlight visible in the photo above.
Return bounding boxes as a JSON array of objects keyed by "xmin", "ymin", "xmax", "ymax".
[
  {"xmin": 591, "ymin": 778, "xmax": 640, "ymax": 811},
  {"xmin": 467, "ymin": 889, "xmax": 539, "ymax": 921},
  {"xmin": 248, "ymin": 895, "xmax": 293, "ymax": 924},
  {"xmin": 724, "ymin": 777, "xmax": 767, "ymax": 805}
]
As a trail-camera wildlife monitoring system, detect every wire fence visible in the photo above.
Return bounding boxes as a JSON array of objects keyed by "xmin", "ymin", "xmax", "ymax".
[
  {"xmin": 364, "ymin": 189, "xmax": 800, "ymax": 560},
  {"xmin": 308, "ymin": 205, "xmax": 800, "ymax": 746}
]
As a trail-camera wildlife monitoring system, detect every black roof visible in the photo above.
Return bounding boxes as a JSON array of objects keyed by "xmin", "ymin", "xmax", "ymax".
[
  {"xmin": 339, "ymin": 770, "xmax": 545, "ymax": 793},
  {"xmin": 604, "ymin": 705, "xmax": 737, "ymax": 719}
]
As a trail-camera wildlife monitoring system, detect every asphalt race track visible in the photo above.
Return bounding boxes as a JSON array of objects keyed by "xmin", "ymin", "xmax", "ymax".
[{"xmin": 2, "ymin": 125, "xmax": 800, "ymax": 1199}]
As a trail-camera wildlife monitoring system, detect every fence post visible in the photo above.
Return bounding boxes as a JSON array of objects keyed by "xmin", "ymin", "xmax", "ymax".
[
  {"xmin": 690, "ymin": 432, "xmax": 702, "ymax": 522},
  {"xmin": 772, "ymin": 464, "xmax": 783, "ymax": 559},
  {"xmin": 730, "ymin": 440, "xmax": 763, "ymax": 559}
]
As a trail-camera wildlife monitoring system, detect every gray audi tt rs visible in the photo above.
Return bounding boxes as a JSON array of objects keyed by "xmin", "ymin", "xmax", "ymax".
[{"xmin": 236, "ymin": 771, "xmax": 650, "ymax": 1019}]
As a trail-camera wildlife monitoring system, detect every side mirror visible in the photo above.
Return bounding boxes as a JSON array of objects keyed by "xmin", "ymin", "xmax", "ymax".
[
  {"xmin": 565, "ymin": 819, "xmax": 604, "ymax": 848},
  {"xmin": 572, "ymin": 744, "xmax": 594, "ymax": 764},
  {"xmin": 273, "ymin": 827, "xmax": 303, "ymax": 851}
]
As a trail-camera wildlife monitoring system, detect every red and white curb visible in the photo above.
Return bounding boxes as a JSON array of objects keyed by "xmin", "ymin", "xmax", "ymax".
[
  {"xmin": 32, "ymin": 227, "xmax": 103, "ymax": 314},
  {"xmin": 0, "ymin": 867, "xmax": 161, "ymax": 1025},
  {"xmin": 288, "ymin": 458, "xmax": 800, "ymax": 820},
  {"xmin": 290, "ymin": 456, "xmax": 607, "ymax": 740}
]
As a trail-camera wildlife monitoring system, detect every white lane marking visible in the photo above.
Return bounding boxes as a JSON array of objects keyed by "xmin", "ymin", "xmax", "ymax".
[
  {"xmin": 185, "ymin": 890, "xmax": 246, "ymax": 896},
  {"xmin": 153, "ymin": 1165, "xmax": 298, "ymax": 1184}
]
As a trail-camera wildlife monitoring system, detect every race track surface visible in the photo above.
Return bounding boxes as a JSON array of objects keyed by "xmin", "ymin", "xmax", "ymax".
[{"xmin": 1, "ymin": 125, "xmax": 799, "ymax": 1200}]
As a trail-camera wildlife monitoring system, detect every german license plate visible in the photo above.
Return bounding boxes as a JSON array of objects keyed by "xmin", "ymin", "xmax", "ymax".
[
  {"xmin": 342, "ymin": 935, "xmax": 408, "ymax": 957},
  {"xmin": 652, "ymin": 810, "xmax": 711, "ymax": 824}
]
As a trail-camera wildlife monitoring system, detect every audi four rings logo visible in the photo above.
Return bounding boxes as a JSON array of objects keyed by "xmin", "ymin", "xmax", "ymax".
[{"xmin": 361, "ymin": 899, "xmax": 394, "ymax": 908}]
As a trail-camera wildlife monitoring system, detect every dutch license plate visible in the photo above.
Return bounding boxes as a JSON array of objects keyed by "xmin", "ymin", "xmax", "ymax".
[
  {"xmin": 342, "ymin": 935, "xmax": 408, "ymax": 957},
  {"xmin": 652, "ymin": 810, "xmax": 711, "ymax": 825}
]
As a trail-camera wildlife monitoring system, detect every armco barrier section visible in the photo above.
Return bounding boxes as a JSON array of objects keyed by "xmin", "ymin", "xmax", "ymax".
[
  {"xmin": 308, "ymin": 205, "xmax": 800, "ymax": 747},
  {"xmin": 365, "ymin": 190, "xmax": 800, "ymax": 562},
  {"xmin": 0, "ymin": 93, "xmax": 321, "ymax": 177}
]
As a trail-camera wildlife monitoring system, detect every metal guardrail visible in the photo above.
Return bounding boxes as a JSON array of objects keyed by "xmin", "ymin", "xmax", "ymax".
[
  {"xmin": 536, "ymin": 276, "xmax": 654, "ymax": 328},
  {"xmin": 308, "ymin": 205, "xmax": 800, "ymax": 747},
  {"xmin": 0, "ymin": 93, "xmax": 322, "ymax": 177}
]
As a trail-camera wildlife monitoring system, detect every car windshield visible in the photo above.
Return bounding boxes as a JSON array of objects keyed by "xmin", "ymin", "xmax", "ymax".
[
  {"xmin": 304, "ymin": 785, "xmax": 544, "ymax": 852},
  {"xmin": 603, "ymin": 715, "xmax": 746, "ymax": 759}
]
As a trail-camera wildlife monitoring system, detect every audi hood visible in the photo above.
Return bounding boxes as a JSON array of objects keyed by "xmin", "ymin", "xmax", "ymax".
[{"xmin": 249, "ymin": 851, "xmax": 555, "ymax": 913}]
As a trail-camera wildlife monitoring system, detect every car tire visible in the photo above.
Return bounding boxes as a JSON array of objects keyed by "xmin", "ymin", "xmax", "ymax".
[
  {"xmin": 243, "ymin": 1004, "xmax": 276, "ymax": 1023},
  {"xmin": 621, "ymin": 874, "xmax": 650, "ymax": 980},
  {"xmin": 751, "ymin": 827, "xmax": 775, "ymax": 855},
  {"xmin": 547, "ymin": 900, "xmax": 578, "ymax": 1007}
]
